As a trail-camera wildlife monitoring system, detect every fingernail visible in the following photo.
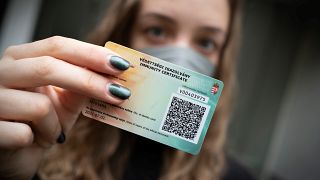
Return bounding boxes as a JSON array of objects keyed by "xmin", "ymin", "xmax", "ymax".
[
  {"xmin": 109, "ymin": 55, "xmax": 130, "ymax": 71},
  {"xmin": 56, "ymin": 132, "xmax": 66, "ymax": 144},
  {"xmin": 108, "ymin": 83, "xmax": 131, "ymax": 100}
]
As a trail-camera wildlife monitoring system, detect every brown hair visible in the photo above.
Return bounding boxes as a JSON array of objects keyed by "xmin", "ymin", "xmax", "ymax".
[{"xmin": 39, "ymin": 0, "xmax": 242, "ymax": 179}]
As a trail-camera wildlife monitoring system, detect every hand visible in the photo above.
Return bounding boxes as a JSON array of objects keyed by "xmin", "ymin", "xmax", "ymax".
[{"xmin": 0, "ymin": 36, "xmax": 131, "ymax": 179}]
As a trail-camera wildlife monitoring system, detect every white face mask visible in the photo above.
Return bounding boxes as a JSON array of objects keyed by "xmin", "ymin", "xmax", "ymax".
[{"xmin": 140, "ymin": 46, "xmax": 215, "ymax": 76}]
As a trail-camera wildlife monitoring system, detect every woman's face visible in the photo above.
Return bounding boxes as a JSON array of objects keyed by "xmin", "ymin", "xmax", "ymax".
[{"xmin": 130, "ymin": 0, "xmax": 230, "ymax": 66}]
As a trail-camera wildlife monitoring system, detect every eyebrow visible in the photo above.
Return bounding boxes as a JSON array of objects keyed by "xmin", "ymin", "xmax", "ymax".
[
  {"xmin": 140, "ymin": 12, "xmax": 227, "ymax": 42},
  {"xmin": 140, "ymin": 12, "xmax": 177, "ymax": 25},
  {"xmin": 199, "ymin": 26, "xmax": 226, "ymax": 37}
]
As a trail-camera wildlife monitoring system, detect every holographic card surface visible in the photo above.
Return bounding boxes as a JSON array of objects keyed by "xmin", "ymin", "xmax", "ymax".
[{"xmin": 82, "ymin": 42, "xmax": 223, "ymax": 155}]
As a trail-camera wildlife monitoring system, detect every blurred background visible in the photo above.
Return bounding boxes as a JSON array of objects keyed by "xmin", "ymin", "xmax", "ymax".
[{"xmin": 0, "ymin": 0, "xmax": 319, "ymax": 179}]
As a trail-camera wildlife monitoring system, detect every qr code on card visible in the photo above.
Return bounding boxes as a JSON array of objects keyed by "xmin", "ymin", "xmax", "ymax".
[{"xmin": 160, "ymin": 94, "xmax": 210, "ymax": 144}]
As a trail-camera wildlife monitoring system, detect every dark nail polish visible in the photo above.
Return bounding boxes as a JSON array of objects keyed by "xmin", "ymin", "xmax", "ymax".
[
  {"xmin": 56, "ymin": 132, "xmax": 66, "ymax": 144},
  {"xmin": 109, "ymin": 56, "xmax": 130, "ymax": 71},
  {"xmin": 108, "ymin": 83, "xmax": 131, "ymax": 100}
]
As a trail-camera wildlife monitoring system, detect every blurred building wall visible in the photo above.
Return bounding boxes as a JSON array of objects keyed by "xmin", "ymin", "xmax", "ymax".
[
  {"xmin": 228, "ymin": 0, "xmax": 303, "ymax": 176},
  {"xmin": 0, "ymin": 0, "xmax": 41, "ymax": 54},
  {"xmin": 227, "ymin": 0, "xmax": 319, "ymax": 179},
  {"xmin": 33, "ymin": 0, "xmax": 110, "ymax": 41},
  {"xmin": 262, "ymin": 25, "xmax": 320, "ymax": 180}
]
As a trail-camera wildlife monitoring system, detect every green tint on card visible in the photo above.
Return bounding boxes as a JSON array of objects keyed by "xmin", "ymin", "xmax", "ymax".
[{"xmin": 82, "ymin": 42, "xmax": 224, "ymax": 155}]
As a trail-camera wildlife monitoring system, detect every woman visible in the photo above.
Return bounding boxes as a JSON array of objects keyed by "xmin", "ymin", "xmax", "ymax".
[{"xmin": 0, "ymin": 0, "xmax": 244, "ymax": 179}]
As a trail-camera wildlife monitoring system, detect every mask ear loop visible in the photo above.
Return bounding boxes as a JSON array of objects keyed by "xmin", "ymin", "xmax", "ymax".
[
  {"xmin": 215, "ymin": 0, "xmax": 238, "ymax": 79},
  {"xmin": 214, "ymin": 49, "xmax": 225, "ymax": 78},
  {"xmin": 214, "ymin": 21, "xmax": 232, "ymax": 79},
  {"xmin": 214, "ymin": 25, "xmax": 230, "ymax": 78},
  {"xmin": 214, "ymin": 0, "xmax": 241, "ymax": 79}
]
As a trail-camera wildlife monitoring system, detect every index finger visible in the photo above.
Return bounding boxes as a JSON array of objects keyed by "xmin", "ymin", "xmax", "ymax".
[{"xmin": 4, "ymin": 36, "xmax": 131, "ymax": 75}]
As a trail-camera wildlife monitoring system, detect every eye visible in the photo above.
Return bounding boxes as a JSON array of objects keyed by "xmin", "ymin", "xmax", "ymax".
[
  {"xmin": 144, "ymin": 26, "xmax": 167, "ymax": 43},
  {"xmin": 147, "ymin": 27, "xmax": 164, "ymax": 37},
  {"xmin": 197, "ymin": 38, "xmax": 216, "ymax": 53}
]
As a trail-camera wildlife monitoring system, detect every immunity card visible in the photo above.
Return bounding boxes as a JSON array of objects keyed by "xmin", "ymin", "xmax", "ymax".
[{"xmin": 82, "ymin": 42, "xmax": 224, "ymax": 155}]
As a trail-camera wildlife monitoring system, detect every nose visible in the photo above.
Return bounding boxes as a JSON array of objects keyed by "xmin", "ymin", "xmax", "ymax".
[{"xmin": 171, "ymin": 34, "xmax": 192, "ymax": 49}]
